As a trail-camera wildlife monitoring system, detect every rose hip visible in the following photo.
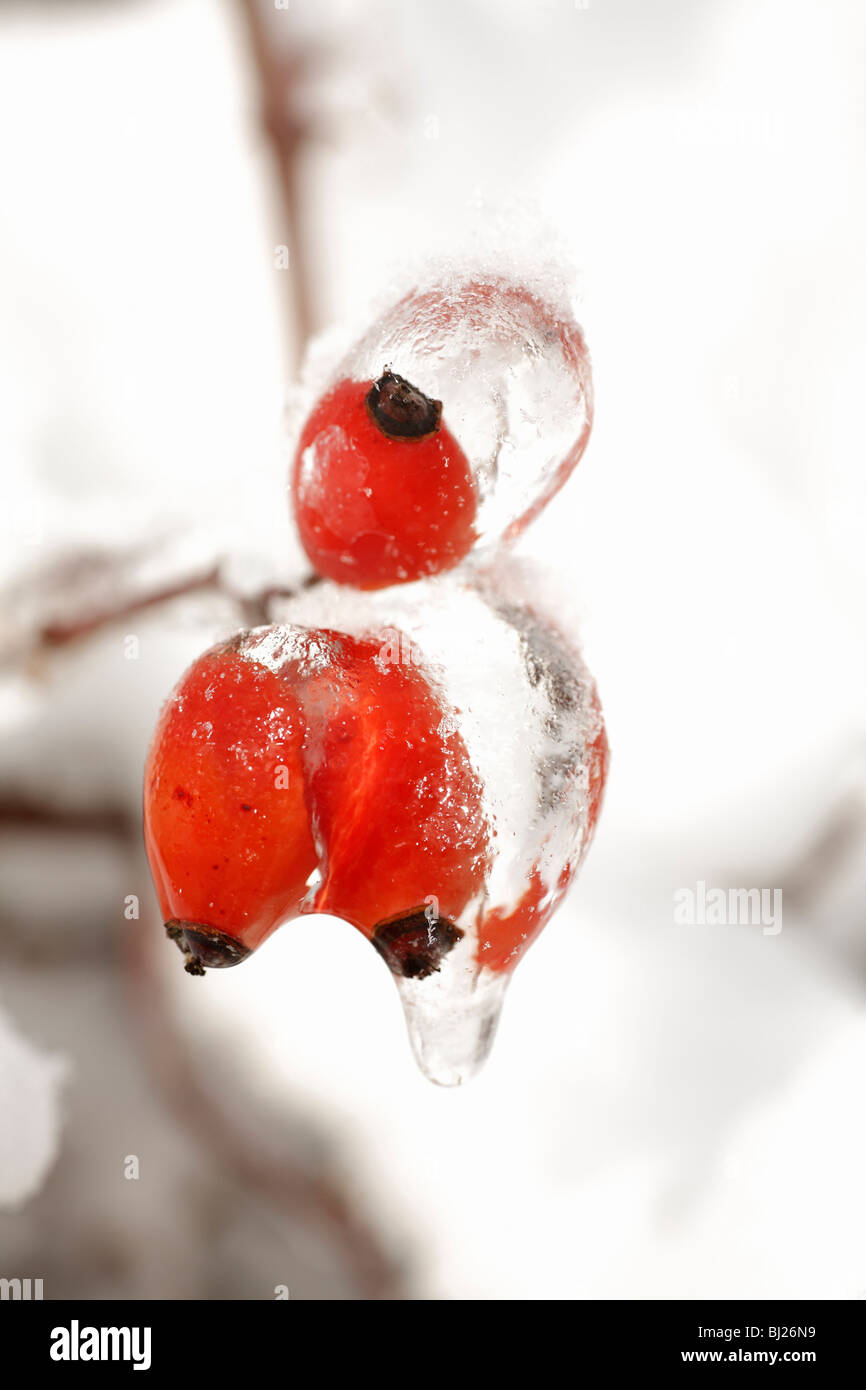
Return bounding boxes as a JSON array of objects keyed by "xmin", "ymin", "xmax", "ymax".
[
  {"xmin": 143, "ymin": 641, "xmax": 317, "ymax": 973},
  {"xmin": 292, "ymin": 371, "xmax": 477, "ymax": 590}
]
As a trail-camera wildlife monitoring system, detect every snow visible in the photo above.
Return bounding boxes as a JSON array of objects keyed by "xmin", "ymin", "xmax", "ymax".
[
  {"xmin": 0, "ymin": 0, "xmax": 864, "ymax": 1297},
  {"xmin": 0, "ymin": 1004, "xmax": 66, "ymax": 1208}
]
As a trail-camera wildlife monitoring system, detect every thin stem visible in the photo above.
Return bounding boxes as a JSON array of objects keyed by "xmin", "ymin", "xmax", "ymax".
[
  {"xmin": 234, "ymin": 0, "xmax": 317, "ymax": 366},
  {"xmin": 39, "ymin": 565, "xmax": 222, "ymax": 648},
  {"xmin": 13, "ymin": 563, "xmax": 322, "ymax": 660}
]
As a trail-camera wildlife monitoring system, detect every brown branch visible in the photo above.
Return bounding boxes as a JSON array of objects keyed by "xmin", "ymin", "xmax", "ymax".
[
  {"xmin": 6, "ymin": 563, "xmax": 322, "ymax": 663},
  {"xmin": 234, "ymin": 0, "xmax": 318, "ymax": 365},
  {"xmin": 39, "ymin": 564, "xmax": 222, "ymax": 648},
  {"xmin": 0, "ymin": 797, "xmax": 135, "ymax": 840},
  {"xmin": 779, "ymin": 787, "xmax": 866, "ymax": 911}
]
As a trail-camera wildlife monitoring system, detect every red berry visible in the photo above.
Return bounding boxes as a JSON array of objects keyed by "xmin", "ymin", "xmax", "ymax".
[
  {"xmin": 292, "ymin": 371, "xmax": 477, "ymax": 589},
  {"xmin": 144, "ymin": 625, "xmax": 489, "ymax": 978},
  {"xmin": 144, "ymin": 575, "xmax": 607, "ymax": 1000},
  {"xmin": 294, "ymin": 277, "xmax": 594, "ymax": 592},
  {"xmin": 282, "ymin": 630, "xmax": 489, "ymax": 942},
  {"xmin": 143, "ymin": 641, "xmax": 317, "ymax": 973}
]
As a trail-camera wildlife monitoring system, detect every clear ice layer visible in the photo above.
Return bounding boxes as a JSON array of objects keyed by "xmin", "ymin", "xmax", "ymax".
[
  {"xmin": 249, "ymin": 559, "xmax": 607, "ymax": 1086},
  {"xmin": 293, "ymin": 274, "xmax": 593, "ymax": 551}
]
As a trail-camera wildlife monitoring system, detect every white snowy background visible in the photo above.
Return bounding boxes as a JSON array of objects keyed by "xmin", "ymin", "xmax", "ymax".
[{"xmin": 0, "ymin": 0, "xmax": 865, "ymax": 1298}]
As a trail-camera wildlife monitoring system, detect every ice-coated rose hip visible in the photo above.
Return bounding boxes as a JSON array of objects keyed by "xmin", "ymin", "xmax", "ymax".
[
  {"xmin": 260, "ymin": 561, "xmax": 608, "ymax": 1083},
  {"xmin": 237, "ymin": 623, "xmax": 490, "ymax": 962},
  {"xmin": 144, "ymin": 624, "xmax": 489, "ymax": 983},
  {"xmin": 290, "ymin": 275, "xmax": 593, "ymax": 589},
  {"xmin": 292, "ymin": 371, "xmax": 477, "ymax": 589},
  {"xmin": 143, "ymin": 562, "xmax": 607, "ymax": 1084},
  {"xmin": 143, "ymin": 642, "xmax": 317, "ymax": 974}
]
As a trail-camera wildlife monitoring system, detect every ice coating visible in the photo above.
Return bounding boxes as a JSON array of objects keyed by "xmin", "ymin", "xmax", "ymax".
[
  {"xmin": 268, "ymin": 561, "xmax": 608, "ymax": 1082},
  {"xmin": 346, "ymin": 278, "xmax": 593, "ymax": 536},
  {"xmin": 144, "ymin": 562, "xmax": 606, "ymax": 1085},
  {"xmin": 395, "ymin": 953, "xmax": 511, "ymax": 1090},
  {"xmin": 290, "ymin": 274, "xmax": 593, "ymax": 587},
  {"xmin": 279, "ymin": 563, "xmax": 606, "ymax": 947}
]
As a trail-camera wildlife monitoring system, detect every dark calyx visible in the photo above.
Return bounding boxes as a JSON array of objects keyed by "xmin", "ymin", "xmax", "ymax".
[
  {"xmin": 165, "ymin": 920, "xmax": 250, "ymax": 975},
  {"xmin": 372, "ymin": 907, "xmax": 463, "ymax": 980},
  {"xmin": 365, "ymin": 369, "xmax": 442, "ymax": 440}
]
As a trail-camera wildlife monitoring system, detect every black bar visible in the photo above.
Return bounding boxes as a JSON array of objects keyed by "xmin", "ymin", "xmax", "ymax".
[{"xmin": 1, "ymin": 1299, "xmax": 860, "ymax": 1373}]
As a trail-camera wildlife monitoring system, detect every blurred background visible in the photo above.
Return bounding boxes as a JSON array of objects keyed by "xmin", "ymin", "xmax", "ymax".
[{"xmin": 1, "ymin": 0, "xmax": 865, "ymax": 1299}]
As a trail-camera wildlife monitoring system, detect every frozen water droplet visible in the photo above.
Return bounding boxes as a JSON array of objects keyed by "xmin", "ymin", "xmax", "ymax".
[
  {"xmin": 394, "ymin": 957, "xmax": 510, "ymax": 1088},
  {"xmin": 370, "ymin": 908, "xmax": 506, "ymax": 1085}
]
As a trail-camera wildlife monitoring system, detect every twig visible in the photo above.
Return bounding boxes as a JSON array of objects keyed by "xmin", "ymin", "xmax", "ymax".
[
  {"xmin": 10, "ymin": 563, "xmax": 322, "ymax": 662},
  {"xmin": 0, "ymin": 797, "xmax": 135, "ymax": 839},
  {"xmin": 39, "ymin": 564, "xmax": 222, "ymax": 648},
  {"xmin": 234, "ymin": 0, "xmax": 318, "ymax": 365},
  {"xmin": 780, "ymin": 791, "xmax": 866, "ymax": 911}
]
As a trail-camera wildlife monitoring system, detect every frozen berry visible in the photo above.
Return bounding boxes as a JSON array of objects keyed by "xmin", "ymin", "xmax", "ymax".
[
  {"xmin": 292, "ymin": 371, "xmax": 477, "ymax": 589},
  {"xmin": 277, "ymin": 627, "xmax": 489, "ymax": 937},
  {"xmin": 144, "ymin": 641, "xmax": 317, "ymax": 972},
  {"xmin": 144, "ymin": 624, "xmax": 489, "ymax": 975},
  {"xmin": 142, "ymin": 559, "xmax": 608, "ymax": 1088},
  {"xmin": 291, "ymin": 276, "xmax": 593, "ymax": 591}
]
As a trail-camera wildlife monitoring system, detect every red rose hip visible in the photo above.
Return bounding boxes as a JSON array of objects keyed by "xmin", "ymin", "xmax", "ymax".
[
  {"xmin": 142, "ymin": 561, "xmax": 607, "ymax": 1086},
  {"xmin": 144, "ymin": 622, "xmax": 489, "ymax": 981},
  {"xmin": 143, "ymin": 641, "xmax": 317, "ymax": 973},
  {"xmin": 292, "ymin": 371, "xmax": 477, "ymax": 590},
  {"xmin": 290, "ymin": 276, "xmax": 593, "ymax": 590}
]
